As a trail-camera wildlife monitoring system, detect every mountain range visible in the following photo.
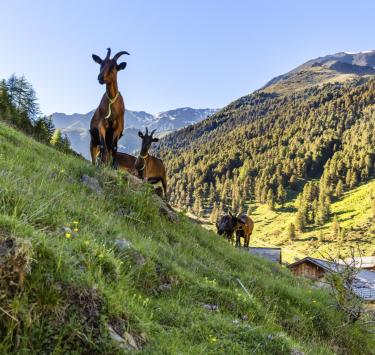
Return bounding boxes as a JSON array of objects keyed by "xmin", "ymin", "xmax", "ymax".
[{"xmin": 51, "ymin": 107, "xmax": 218, "ymax": 159}]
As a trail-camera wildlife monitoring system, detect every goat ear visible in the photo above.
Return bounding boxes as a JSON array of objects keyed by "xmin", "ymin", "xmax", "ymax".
[
  {"xmin": 92, "ymin": 54, "xmax": 102, "ymax": 64},
  {"xmin": 117, "ymin": 62, "xmax": 127, "ymax": 71},
  {"xmin": 138, "ymin": 131, "xmax": 144, "ymax": 138},
  {"xmin": 152, "ymin": 137, "xmax": 159, "ymax": 142}
]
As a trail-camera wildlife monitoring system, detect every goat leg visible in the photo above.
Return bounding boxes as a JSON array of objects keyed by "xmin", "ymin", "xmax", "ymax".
[{"xmin": 111, "ymin": 137, "xmax": 119, "ymax": 169}]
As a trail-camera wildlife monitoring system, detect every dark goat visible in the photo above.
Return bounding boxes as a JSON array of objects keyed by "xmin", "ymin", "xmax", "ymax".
[
  {"xmin": 116, "ymin": 151, "xmax": 137, "ymax": 175},
  {"xmin": 216, "ymin": 212, "xmax": 254, "ymax": 248},
  {"xmin": 135, "ymin": 128, "xmax": 168, "ymax": 200},
  {"xmin": 90, "ymin": 48, "xmax": 129, "ymax": 167}
]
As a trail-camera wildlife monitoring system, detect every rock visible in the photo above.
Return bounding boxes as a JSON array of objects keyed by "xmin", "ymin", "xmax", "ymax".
[
  {"xmin": 159, "ymin": 204, "xmax": 178, "ymax": 223},
  {"xmin": 126, "ymin": 173, "xmax": 144, "ymax": 187},
  {"xmin": 159, "ymin": 205, "xmax": 177, "ymax": 222},
  {"xmin": 124, "ymin": 332, "xmax": 139, "ymax": 350},
  {"xmin": 202, "ymin": 303, "xmax": 219, "ymax": 311},
  {"xmin": 158, "ymin": 283, "xmax": 172, "ymax": 292},
  {"xmin": 62, "ymin": 226, "xmax": 72, "ymax": 233},
  {"xmin": 113, "ymin": 239, "xmax": 146, "ymax": 267},
  {"xmin": 114, "ymin": 239, "xmax": 132, "ymax": 251},
  {"xmin": 290, "ymin": 350, "xmax": 304, "ymax": 355},
  {"xmin": 81, "ymin": 175, "xmax": 102, "ymax": 194},
  {"xmin": 108, "ymin": 325, "xmax": 137, "ymax": 351}
]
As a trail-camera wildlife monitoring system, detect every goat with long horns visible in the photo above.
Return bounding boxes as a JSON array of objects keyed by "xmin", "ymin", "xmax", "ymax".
[{"xmin": 89, "ymin": 48, "xmax": 129, "ymax": 167}]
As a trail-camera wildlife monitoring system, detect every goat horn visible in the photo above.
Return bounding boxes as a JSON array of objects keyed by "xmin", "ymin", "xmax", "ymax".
[
  {"xmin": 106, "ymin": 48, "xmax": 111, "ymax": 59},
  {"xmin": 145, "ymin": 127, "xmax": 148, "ymax": 135},
  {"xmin": 151, "ymin": 129, "xmax": 157, "ymax": 136},
  {"xmin": 113, "ymin": 50, "xmax": 130, "ymax": 61}
]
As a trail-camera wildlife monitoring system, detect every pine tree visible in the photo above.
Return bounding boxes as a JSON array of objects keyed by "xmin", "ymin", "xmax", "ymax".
[
  {"xmin": 267, "ymin": 189, "xmax": 275, "ymax": 211},
  {"xmin": 193, "ymin": 196, "xmax": 202, "ymax": 217},
  {"xmin": 295, "ymin": 211, "xmax": 305, "ymax": 231},
  {"xmin": 287, "ymin": 223, "xmax": 296, "ymax": 241},
  {"xmin": 210, "ymin": 203, "xmax": 219, "ymax": 224},
  {"xmin": 335, "ymin": 179, "xmax": 344, "ymax": 198},
  {"xmin": 50, "ymin": 129, "xmax": 63, "ymax": 147},
  {"xmin": 50, "ymin": 129, "xmax": 71, "ymax": 153},
  {"xmin": 350, "ymin": 171, "xmax": 358, "ymax": 188},
  {"xmin": 289, "ymin": 175, "xmax": 298, "ymax": 190},
  {"xmin": 277, "ymin": 184, "xmax": 287, "ymax": 207},
  {"xmin": 332, "ymin": 215, "xmax": 340, "ymax": 238}
]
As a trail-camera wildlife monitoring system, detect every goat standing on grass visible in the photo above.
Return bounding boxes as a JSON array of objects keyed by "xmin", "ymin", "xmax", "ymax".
[
  {"xmin": 90, "ymin": 48, "xmax": 129, "ymax": 167},
  {"xmin": 135, "ymin": 128, "xmax": 168, "ymax": 200}
]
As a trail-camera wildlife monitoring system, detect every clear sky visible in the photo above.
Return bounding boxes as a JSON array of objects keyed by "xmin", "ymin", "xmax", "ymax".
[{"xmin": 1, "ymin": 0, "xmax": 374, "ymax": 115}]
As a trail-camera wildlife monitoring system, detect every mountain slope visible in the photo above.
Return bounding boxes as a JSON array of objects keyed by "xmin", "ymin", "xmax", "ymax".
[
  {"xmin": 0, "ymin": 121, "xmax": 373, "ymax": 353},
  {"xmin": 157, "ymin": 52, "xmax": 375, "ymax": 261},
  {"xmin": 52, "ymin": 107, "xmax": 217, "ymax": 159},
  {"xmin": 263, "ymin": 50, "xmax": 375, "ymax": 93}
]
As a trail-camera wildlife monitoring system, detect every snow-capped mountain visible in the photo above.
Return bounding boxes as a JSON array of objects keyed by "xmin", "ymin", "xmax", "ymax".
[{"xmin": 51, "ymin": 107, "xmax": 218, "ymax": 159}]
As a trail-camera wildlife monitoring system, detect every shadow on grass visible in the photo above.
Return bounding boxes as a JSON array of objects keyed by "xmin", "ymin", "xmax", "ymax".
[{"xmin": 277, "ymin": 205, "xmax": 297, "ymax": 213}]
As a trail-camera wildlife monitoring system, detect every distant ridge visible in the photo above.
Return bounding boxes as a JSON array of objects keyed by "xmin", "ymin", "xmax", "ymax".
[{"xmin": 51, "ymin": 107, "xmax": 218, "ymax": 159}]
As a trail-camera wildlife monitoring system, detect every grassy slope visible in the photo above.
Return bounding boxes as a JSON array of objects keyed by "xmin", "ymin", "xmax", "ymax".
[{"xmin": 0, "ymin": 122, "xmax": 374, "ymax": 354}]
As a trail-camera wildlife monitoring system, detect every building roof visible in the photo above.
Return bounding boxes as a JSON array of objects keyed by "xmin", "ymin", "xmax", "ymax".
[
  {"xmin": 342, "ymin": 256, "xmax": 375, "ymax": 269},
  {"xmin": 288, "ymin": 257, "xmax": 375, "ymax": 301},
  {"xmin": 248, "ymin": 247, "xmax": 281, "ymax": 264}
]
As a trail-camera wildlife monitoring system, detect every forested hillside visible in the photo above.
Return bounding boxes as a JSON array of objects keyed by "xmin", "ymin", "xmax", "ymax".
[
  {"xmin": 0, "ymin": 75, "xmax": 71, "ymax": 153},
  {"xmin": 158, "ymin": 78, "xmax": 375, "ymax": 229}
]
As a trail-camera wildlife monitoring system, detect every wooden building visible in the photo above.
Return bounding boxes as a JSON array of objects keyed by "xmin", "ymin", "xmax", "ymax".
[
  {"xmin": 288, "ymin": 257, "xmax": 375, "ymax": 302},
  {"xmin": 288, "ymin": 257, "xmax": 330, "ymax": 279}
]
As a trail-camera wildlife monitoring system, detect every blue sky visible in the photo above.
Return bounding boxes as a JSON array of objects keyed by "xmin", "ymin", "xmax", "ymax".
[{"xmin": 1, "ymin": 0, "xmax": 374, "ymax": 115}]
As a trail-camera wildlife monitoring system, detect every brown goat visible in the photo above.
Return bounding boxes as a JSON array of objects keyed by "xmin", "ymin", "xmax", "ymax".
[
  {"xmin": 116, "ymin": 151, "xmax": 137, "ymax": 174},
  {"xmin": 234, "ymin": 212, "xmax": 254, "ymax": 248},
  {"xmin": 90, "ymin": 48, "xmax": 129, "ymax": 167},
  {"xmin": 135, "ymin": 128, "xmax": 168, "ymax": 200}
]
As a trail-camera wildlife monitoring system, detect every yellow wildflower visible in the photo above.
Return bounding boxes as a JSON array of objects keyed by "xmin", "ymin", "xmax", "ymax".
[
  {"xmin": 73, "ymin": 221, "xmax": 79, "ymax": 225},
  {"xmin": 98, "ymin": 253, "xmax": 104, "ymax": 258},
  {"xmin": 74, "ymin": 228, "xmax": 79, "ymax": 232},
  {"xmin": 65, "ymin": 232, "xmax": 72, "ymax": 239}
]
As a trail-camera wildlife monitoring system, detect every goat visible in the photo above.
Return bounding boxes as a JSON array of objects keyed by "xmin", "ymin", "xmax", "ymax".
[
  {"xmin": 216, "ymin": 211, "xmax": 254, "ymax": 248},
  {"xmin": 234, "ymin": 212, "xmax": 254, "ymax": 248},
  {"xmin": 116, "ymin": 151, "xmax": 137, "ymax": 174},
  {"xmin": 90, "ymin": 48, "xmax": 129, "ymax": 167},
  {"xmin": 135, "ymin": 128, "xmax": 168, "ymax": 200}
]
